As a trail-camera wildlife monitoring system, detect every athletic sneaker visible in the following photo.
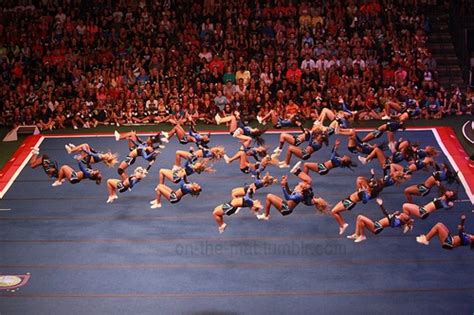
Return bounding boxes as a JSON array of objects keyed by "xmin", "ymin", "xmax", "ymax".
[
  {"xmin": 273, "ymin": 147, "xmax": 282, "ymax": 155},
  {"xmin": 381, "ymin": 115, "xmax": 390, "ymax": 120},
  {"xmin": 256, "ymin": 214, "xmax": 270, "ymax": 220},
  {"xmin": 218, "ymin": 223, "xmax": 227, "ymax": 234},
  {"xmin": 106, "ymin": 195, "xmax": 118, "ymax": 203},
  {"xmin": 161, "ymin": 131, "xmax": 169, "ymax": 139},
  {"xmin": 354, "ymin": 235, "xmax": 367, "ymax": 243},
  {"xmin": 223, "ymin": 154, "xmax": 230, "ymax": 164},
  {"xmin": 150, "ymin": 199, "xmax": 158, "ymax": 205},
  {"xmin": 30, "ymin": 147, "xmax": 40, "ymax": 155},
  {"xmin": 388, "ymin": 142, "xmax": 396, "ymax": 153},
  {"xmin": 114, "ymin": 130, "xmax": 120, "ymax": 141},
  {"xmin": 279, "ymin": 163, "xmax": 290, "ymax": 169},
  {"xmin": 172, "ymin": 165, "xmax": 180, "ymax": 171},
  {"xmin": 339, "ymin": 223, "xmax": 349, "ymax": 235},
  {"xmin": 290, "ymin": 161, "xmax": 302, "ymax": 174},
  {"xmin": 232, "ymin": 129, "xmax": 242, "ymax": 137},
  {"xmin": 256, "ymin": 116, "xmax": 263, "ymax": 124},
  {"xmin": 403, "ymin": 224, "xmax": 410, "ymax": 234},
  {"xmin": 150, "ymin": 202, "xmax": 162, "ymax": 209},
  {"xmin": 358, "ymin": 156, "xmax": 368, "ymax": 165},
  {"xmin": 51, "ymin": 181, "xmax": 62, "ymax": 187},
  {"xmin": 346, "ymin": 234, "xmax": 358, "ymax": 240},
  {"xmin": 416, "ymin": 235, "xmax": 429, "ymax": 245},
  {"xmin": 65, "ymin": 144, "xmax": 72, "ymax": 154}
]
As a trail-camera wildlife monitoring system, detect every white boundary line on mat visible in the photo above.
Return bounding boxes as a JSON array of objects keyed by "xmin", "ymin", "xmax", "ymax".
[
  {"xmin": 461, "ymin": 120, "xmax": 474, "ymax": 144},
  {"xmin": 431, "ymin": 128, "xmax": 474, "ymax": 204}
]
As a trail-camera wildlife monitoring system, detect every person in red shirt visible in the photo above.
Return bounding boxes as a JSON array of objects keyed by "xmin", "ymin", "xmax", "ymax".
[{"xmin": 286, "ymin": 62, "xmax": 302, "ymax": 85}]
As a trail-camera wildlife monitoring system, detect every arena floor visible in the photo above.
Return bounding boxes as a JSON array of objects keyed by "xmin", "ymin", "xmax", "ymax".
[{"xmin": 0, "ymin": 128, "xmax": 473, "ymax": 314}]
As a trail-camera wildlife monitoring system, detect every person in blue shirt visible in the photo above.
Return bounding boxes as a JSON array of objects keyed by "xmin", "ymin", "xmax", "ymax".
[
  {"xmin": 382, "ymin": 98, "xmax": 421, "ymax": 121},
  {"xmin": 174, "ymin": 145, "xmax": 225, "ymax": 168},
  {"xmin": 65, "ymin": 143, "xmax": 118, "ymax": 167},
  {"xmin": 347, "ymin": 198, "xmax": 415, "ymax": 243},
  {"xmin": 117, "ymin": 140, "xmax": 160, "ymax": 180},
  {"xmin": 416, "ymin": 215, "xmax": 473, "ymax": 249},
  {"xmin": 423, "ymin": 94, "xmax": 442, "ymax": 119},
  {"xmin": 158, "ymin": 158, "xmax": 213, "ymax": 185},
  {"xmin": 357, "ymin": 146, "xmax": 400, "ymax": 168},
  {"xmin": 404, "ymin": 163, "xmax": 459, "ymax": 202},
  {"xmin": 315, "ymin": 102, "xmax": 355, "ymax": 128},
  {"xmin": 150, "ymin": 178, "xmax": 202, "ymax": 209},
  {"xmin": 224, "ymin": 146, "xmax": 278, "ymax": 175},
  {"xmin": 294, "ymin": 139, "xmax": 356, "ymax": 176},
  {"xmin": 256, "ymin": 175, "xmax": 328, "ymax": 220},
  {"xmin": 256, "ymin": 107, "xmax": 303, "ymax": 129},
  {"xmin": 215, "ymin": 111, "xmax": 266, "ymax": 145},
  {"xmin": 402, "ymin": 186, "xmax": 457, "ymax": 220},
  {"xmin": 278, "ymin": 126, "xmax": 329, "ymax": 168},
  {"xmin": 230, "ymin": 172, "xmax": 277, "ymax": 199},
  {"xmin": 165, "ymin": 123, "xmax": 211, "ymax": 147},
  {"xmin": 52, "ymin": 161, "xmax": 102, "ymax": 186},
  {"xmin": 335, "ymin": 127, "xmax": 381, "ymax": 156},
  {"xmin": 213, "ymin": 187, "xmax": 263, "ymax": 234},
  {"xmin": 331, "ymin": 176, "xmax": 384, "ymax": 235},
  {"xmin": 106, "ymin": 167, "xmax": 148, "ymax": 203},
  {"xmin": 361, "ymin": 119, "xmax": 406, "ymax": 145},
  {"xmin": 272, "ymin": 126, "xmax": 312, "ymax": 155},
  {"xmin": 114, "ymin": 130, "xmax": 168, "ymax": 151},
  {"xmin": 29, "ymin": 147, "xmax": 59, "ymax": 180}
]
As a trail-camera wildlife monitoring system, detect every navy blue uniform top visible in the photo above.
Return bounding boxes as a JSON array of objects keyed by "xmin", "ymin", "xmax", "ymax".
[{"xmin": 78, "ymin": 162, "xmax": 95, "ymax": 179}]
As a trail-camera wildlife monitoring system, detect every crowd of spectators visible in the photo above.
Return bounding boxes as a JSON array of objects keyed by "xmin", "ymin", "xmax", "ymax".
[{"xmin": 0, "ymin": 0, "xmax": 472, "ymax": 131}]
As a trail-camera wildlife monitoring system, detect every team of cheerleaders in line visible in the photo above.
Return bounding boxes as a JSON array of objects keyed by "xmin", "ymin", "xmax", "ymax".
[{"xmin": 28, "ymin": 99, "xmax": 473, "ymax": 250}]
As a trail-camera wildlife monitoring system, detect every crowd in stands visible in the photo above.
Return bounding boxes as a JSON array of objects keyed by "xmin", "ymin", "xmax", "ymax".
[{"xmin": 0, "ymin": 0, "xmax": 472, "ymax": 130}]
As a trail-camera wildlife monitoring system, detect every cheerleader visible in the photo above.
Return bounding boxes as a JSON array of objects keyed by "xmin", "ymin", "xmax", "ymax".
[
  {"xmin": 29, "ymin": 147, "xmax": 59, "ymax": 179},
  {"xmin": 256, "ymin": 175, "xmax": 328, "ymax": 220},
  {"xmin": 52, "ymin": 162, "xmax": 102, "ymax": 186},
  {"xmin": 213, "ymin": 188, "xmax": 263, "ymax": 233},
  {"xmin": 404, "ymin": 163, "xmax": 459, "ymax": 202},
  {"xmin": 106, "ymin": 167, "xmax": 148, "ymax": 203},
  {"xmin": 215, "ymin": 111, "xmax": 266, "ymax": 145},
  {"xmin": 360, "ymin": 119, "xmax": 406, "ymax": 146},
  {"xmin": 402, "ymin": 186, "xmax": 457, "ymax": 220},
  {"xmin": 65, "ymin": 143, "xmax": 118, "ymax": 167},
  {"xmin": 166, "ymin": 124, "xmax": 211, "ymax": 148},
  {"xmin": 331, "ymin": 178, "xmax": 384, "ymax": 235},
  {"xmin": 294, "ymin": 139, "xmax": 356, "ymax": 176},
  {"xmin": 416, "ymin": 215, "xmax": 473, "ymax": 249},
  {"xmin": 150, "ymin": 179, "xmax": 202, "ymax": 208},
  {"xmin": 347, "ymin": 198, "xmax": 415, "ymax": 243},
  {"xmin": 278, "ymin": 127, "xmax": 329, "ymax": 168},
  {"xmin": 114, "ymin": 130, "xmax": 168, "ymax": 150},
  {"xmin": 159, "ymin": 159, "xmax": 213, "ymax": 185},
  {"xmin": 174, "ymin": 146, "xmax": 225, "ymax": 168},
  {"xmin": 272, "ymin": 127, "xmax": 312, "ymax": 155},
  {"xmin": 231, "ymin": 172, "xmax": 278, "ymax": 198}
]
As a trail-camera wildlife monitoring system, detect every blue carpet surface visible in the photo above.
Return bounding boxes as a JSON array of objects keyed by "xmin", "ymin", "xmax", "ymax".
[{"xmin": 0, "ymin": 130, "xmax": 473, "ymax": 314}]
